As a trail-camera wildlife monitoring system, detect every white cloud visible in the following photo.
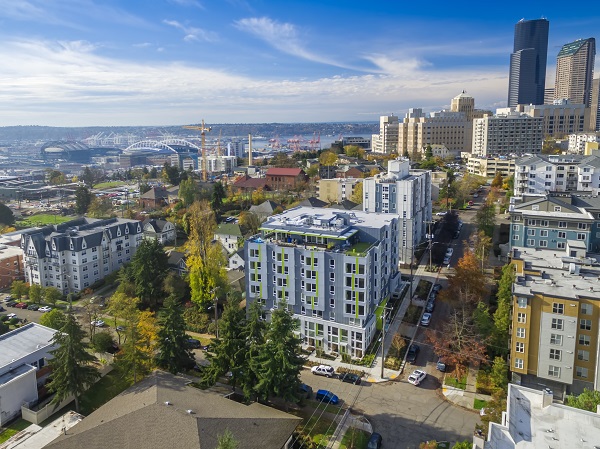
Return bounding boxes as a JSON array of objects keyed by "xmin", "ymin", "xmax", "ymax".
[{"xmin": 163, "ymin": 19, "xmax": 218, "ymax": 43}]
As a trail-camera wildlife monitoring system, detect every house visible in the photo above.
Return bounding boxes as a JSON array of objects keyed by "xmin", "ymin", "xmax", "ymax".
[
  {"xmin": 45, "ymin": 370, "xmax": 301, "ymax": 449},
  {"xmin": 0, "ymin": 323, "xmax": 58, "ymax": 426},
  {"xmin": 167, "ymin": 251, "xmax": 187, "ymax": 276},
  {"xmin": 249, "ymin": 200, "xmax": 281, "ymax": 221},
  {"xmin": 298, "ymin": 197, "xmax": 328, "ymax": 208},
  {"xmin": 214, "ymin": 223, "xmax": 242, "ymax": 254},
  {"xmin": 265, "ymin": 167, "xmax": 308, "ymax": 190},
  {"xmin": 335, "ymin": 165, "xmax": 370, "ymax": 179},
  {"xmin": 143, "ymin": 219, "xmax": 176, "ymax": 245},
  {"xmin": 139, "ymin": 187, "xmax": 169, "ymax": 210},
  {"xmin": 228, "ymin": 249, "xmax": 244, "ymax": 271},
  {"xmin": 231, "ymin": 175, "xmax": 269, "ymax": 194}
]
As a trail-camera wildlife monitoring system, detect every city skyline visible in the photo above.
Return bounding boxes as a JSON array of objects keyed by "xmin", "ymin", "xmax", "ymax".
[{"xmin": 0, "ymin": 1, "xmax": 598, "ymax": 127}]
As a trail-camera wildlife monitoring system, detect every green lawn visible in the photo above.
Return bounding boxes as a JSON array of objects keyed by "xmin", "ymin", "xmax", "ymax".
[
  {"xmin": 445, "ymin": 375, "xmax": 467, "ymax": 390},
  {"xmin": 340, "ymin": 428, "xmax": 370, "ymax": 449},
  {"xmin": 0, "ymin": 419, "xmax": 30, "ymax": 444},
  {"xmin": 93, "ymin": 181, "xmax": 127, "ymax": 189},
  {"xmin": 474, "ymin": 398, "xmax": 488, "ymax": 410},
  {"xmin": 346, "ymin": 242, "xmax": 371, "ymax": 256},
  {"xmin": 17, "ymin": 214, "xmax": 74, "ymax": 227},
  {"xmin": 79, "ymin": 370, "xmax": 133, "ymax": 416}
]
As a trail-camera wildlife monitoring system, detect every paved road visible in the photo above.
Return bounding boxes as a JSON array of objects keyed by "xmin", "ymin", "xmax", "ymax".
[{"xmin": 301, "ymin": 370, "xmax": 480, "ymax": 448}]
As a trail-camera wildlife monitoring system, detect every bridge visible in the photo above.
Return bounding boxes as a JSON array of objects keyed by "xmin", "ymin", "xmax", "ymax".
[{"xmin": 123, "ymin": 139, "xmax": 200, "ymax": 154}]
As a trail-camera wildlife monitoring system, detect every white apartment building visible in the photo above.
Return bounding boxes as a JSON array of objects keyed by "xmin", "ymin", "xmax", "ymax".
[
  {"xmin": 568, "ymin": 132, "xmax": 600, "ymax": 154},
  {"xmin": 244, "ymin": 207, "xmax": 401, "ymax": 358},
  {"xmin": 202, "ymin": 155, "xmax": 237, "ymax": 174},
  {"xmin": 515, "ymin": 100, "xmax": 589, "ymax": 137},
  {"xmin": 371, "ymin": 115, "xmax": 399, "ymax": 154},
  {"xmin": 472, "ymin": 111, "xmax": 544, "ymax": 156},
  {"xmin": 513, "ymin": 154, "xmax": 600, "ymax": 197},
  {"xmin": 363, "ymin": 159, "xmax": 432, "ymax": 264},
  {"xmin": 21, "ymin": 217, "xmax": 143, "ymax": 294}
]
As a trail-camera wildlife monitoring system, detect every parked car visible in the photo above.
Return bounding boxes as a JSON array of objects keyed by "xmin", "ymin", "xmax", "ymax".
[
  {"xmin": 315, "ymin": 389, "xmax": 339, "ymax": 405},
  {"xmin": 453, "ymin": 230, "xmax": 460, "ymax": 239},
  {"xmin": 425, "ymin": 300, "xmax": 435, "ymax": 313},
  {"xmin": 339, "ymin": 372, "xmax": 361, "ymax": 385},
  {"xmin": 445, "ymin": 248, "xmax": 454, "ymax": 257},
  {"xmin": 15, "ymin": 302, "xmax": 28, "ymax": 309},
  {"xmin": 420, "ymin": 313, "xmax": 432, "ymax": 327},
  {"xmin": 6, "ymin": 301, "xmax": 17, "ymax": 308},
  {"xmin": 0, "ymin": 306, "xmax": 4, "ymax": 312},
  {"xmin": 4, "ymin": 295, "xmax": 13, "ymax": 302},
  {"xmin": 443, "ymin": 256, "xmax": 451, "ymax": 265},
  {"xmin": 299, "ymin": 383, "xmax": 313, "ymax": 399},
  {"xmin": 436, "ymin": 357, "xmax": 447, "ymax": 372},
  {"xmin": 406, "ymin": 344, "xmax": 420, "ymax": 364},
  {"xmin": 7, "ymin": 313, "xmax": 17, "ymax": 319},
  {"xmin": 116, "ymin": 325, "xmax": 126, "ymax": 332},
  {"xmin": 186, "ymin": 338, "xmax": 201, "ymax": 349},
  {"xmin": 468, "ymin": 200, "xmax": 474, "ymax": 206},
  {"xmin": 408, "ymin": 369, "xmax": 427, "ymax": 386},
  {"xmin": 432, "ymin": 283, "xmax": 442, "ymax": 293},
  {"xmin": 27, "ymin": 304, "xmax": 40, "ymax": 311},
  {"xmin": 435, "ymin": 211, "xmax": 447, "ymax": 216},
  {"xmin": 367, "ymin": 432, "xmax": 383, "ymax": 449},
  {"xmin": 311, "ymin": 365, "xmax": 335, "ymax": 378},
  {"xmin": 38, "ymin": 306, "xmax": 52, "ymax": 312},
  {"xmin": 91, "ymin": 319, "xmax": 105, "ymax": 327},
  {"xmin": 473, "ymin": 193, "xmax": 479, "ymax": 198}
]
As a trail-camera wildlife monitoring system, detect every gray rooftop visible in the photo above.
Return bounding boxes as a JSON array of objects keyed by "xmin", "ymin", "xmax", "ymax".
[{"xmin": 0, "ymin": 323, "xmax": 57, "ymax": 371}]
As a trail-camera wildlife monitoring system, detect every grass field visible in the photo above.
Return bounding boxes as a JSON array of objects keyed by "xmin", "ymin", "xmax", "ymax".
[
  {"xmin": 0, "ymin": 419, "xmax": 30, "ymax": 444},
  {"xmin": 445, "ymin": 375, "xmax": 467, "ymax": 390},
  {"xmin": 16, "ymin": 214, "xmax": 74, "ymax": 227},
  {"xmin": 93, "ymin": 181, "xmax": 127, "ymax": 189}
]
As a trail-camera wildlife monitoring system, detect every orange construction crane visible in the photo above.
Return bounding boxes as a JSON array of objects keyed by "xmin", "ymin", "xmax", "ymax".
[{"xmin": 183, "ymin": 119, "xmax": 212, "ymax": 182}]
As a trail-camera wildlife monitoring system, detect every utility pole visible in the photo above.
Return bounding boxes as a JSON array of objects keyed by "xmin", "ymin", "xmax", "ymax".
[{"xmin": 380, "ymin": 306, "xmax": 391, "ymax": 379}]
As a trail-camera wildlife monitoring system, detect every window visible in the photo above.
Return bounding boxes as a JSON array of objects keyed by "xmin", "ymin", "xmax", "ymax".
[
  {"xmin": 527, "ymin": 229, "xmax": 536, "ymax": 236},
  {"xmin": 576, "ymin": 367, "xmax": 588, "ymax": 378},
  {"xmin": 558, "ymin": 221, "xmax": 567, "ymax": 228},
  {"xmin": 330, "ymin": 286, "xmax": 335, "ymax": 295},
  {"xmin": 540, "ymin": 240, "xmax": 548, "ymax": 247},
  {"xmin": 549, "ymin": 349, "xmax": 562, "ymax": 361},
  {"xmin": 552, "ymin": 303, "xmax": 564, "ymax": 314},
  {"xmin": 578, "ymin": 223, "xmax": 588, "ymax": 230},
  {"xmin": 541, "ymin": 220, "xmax": 549, "ymax": 227},
  {"xmin": 329, "ymin": 259, "xmax": 335, "ymax": 268},
  {"xmin": 527, "ymin": 239, "xmax": 535, "ymax": 246},
  {"xmin": 551, "ymin": 318, "xmax": 563, "ymax": 330},
  {"xmin": 516, "ymin": 327, "xmax": 526, "ymax": 338},
  {"xmin": 329, "ymin": 273, "xmax": 335, "ymax": 282},
  {"xmin": 579, "ymin": 334, "xmax": 591, "ymax": 346},
  {"xmin": 550, "ymin": 334, "xmax": 563, "ymax": 345},
  {"xmin": 540, "ymin": 230, "xmax": 548, "ymax": 237},
  {"xmin": 330, "ymin": 297, "xmax": 335, "ymax": 308},
  {"xmin": 581, "ymin": 303, "xmax": 593, "ymax": 315},
  {"xmin": 514, "ymin": 358, "xmax": 524, "ymax": 369},
  {"xmin": 513, "ymin": 225, "xmax": 520, "ymax": 231},
  {"xmin": 517, "ymin": 313, "xmax": 526, "ymax": 323},
  {"xmin": 513, "ymin": 235, "xmax": 520, "ymax": 241},
  {"xmin": 548, "ymin": 365, "xmax": 561, "ymax": 378},
  {"xmin": 515, "ymin": 342, "xmax": 525, "ymax": 353},
  {"xmin": 558, "ymin": 231, "xmax": 566, "ymax": 239},
  {"xmin": 518, "ymin": 297, "xmax": 528, "ymax": 308},
  {"xmin": 580, "ymin": 319, "xmax": 592, "ymax": 331},
  {"xmin": 577, "ymin": 233, "xmax": 586, "ymax": 240},
  {"xmin": 578, "ymin": 350, "xmax": 589, "ymax": 361},
  {"xmin": 558, "ymin": 242, "xmax": 566, "ymax": 249},
  {"xmin": 554, "ymin": 206, "xmax": 562, "ymax": 212}
]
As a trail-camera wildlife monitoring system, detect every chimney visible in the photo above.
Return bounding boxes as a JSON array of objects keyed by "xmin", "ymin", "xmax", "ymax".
[
  {"xmin": 248, "ymin": 134, "xmax": 253, "ymax": 166},
  {"xmin": 542, "ymin": 388, "xmax": 553, "ymax": 408}
]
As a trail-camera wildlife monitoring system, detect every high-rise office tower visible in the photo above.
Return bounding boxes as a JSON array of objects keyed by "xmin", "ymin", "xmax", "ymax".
[
  {"xmin": 507, "ymin": 18, "xmax": 549, "ymax": 107},
  {"xmin": 554, "ymin": 38, "xmax": 596, "ymax": 107},
  {"xmin": 591, "ymin": 78, "xmax": 600, "ymax": 131}
]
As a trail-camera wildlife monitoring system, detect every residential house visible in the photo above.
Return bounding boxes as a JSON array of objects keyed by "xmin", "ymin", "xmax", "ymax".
[
  {"xmin": 142, "ymin": 219, "xmax": 176, "ymax": 245},
  {"xmin": 167, "ymin": 251, "xmax": 187, "ymax": 276},
  {"xmin": 0, "ymin": 323, "xmax": 58, "ymax": 426},
  {"xmin": 139, "ymin": 187, "xmax": 169, "ymax": 210},
  {"xmin": 265, "ymin": 168, "xmax": 308, "ymax": 190},
  {"xmin": 299, "ymin": 197, "xmax": 328, "ymax": 208},
  {"xmin": 45, "ymin": 371, "xmax": 301, "ymax": 449},
  {"xmin": 231, "ymin": 175, "xmax": 269, "ymax": 194},
  {"xmin": 249, "ymin": 200, "xmax": 281, "ymax": 222},
  {"xmin": 214, "ymin": 223, "xmax": 242, "ymax": 254},
  {"xmin": 228, "ymin": 249, "xmax": 244, "ymax": 271}
]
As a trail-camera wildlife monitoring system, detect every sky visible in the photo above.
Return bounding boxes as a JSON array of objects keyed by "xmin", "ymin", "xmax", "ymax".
[{"xmin": 0, "ymin": 0, "xmax": 598, "ymax": 127}]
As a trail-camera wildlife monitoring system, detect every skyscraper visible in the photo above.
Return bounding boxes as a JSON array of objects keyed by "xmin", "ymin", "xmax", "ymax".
[
  {"xmin": 507, "ymin": 18, "xmax": 549, "ymax": 107},
  {"xmin": 554, "ymin": 38, "xmax": 596, "ymax": 107},
  {"xmin": 591, "ymin": 78, "xmax": 600, "ymax": 131}
]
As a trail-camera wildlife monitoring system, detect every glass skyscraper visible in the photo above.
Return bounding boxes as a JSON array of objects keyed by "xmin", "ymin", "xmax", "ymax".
[{"xmin": 508, "ymin": 18, "xmax": 549, "ymax": 107}]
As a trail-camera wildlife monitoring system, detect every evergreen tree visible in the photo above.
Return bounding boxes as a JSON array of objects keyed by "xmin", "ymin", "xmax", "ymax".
[
  {"xmin": 241, "ymin": 300, "xmax": 266, "ymax": 400},
  {"xmin": 0, "ymin": 202, "xmax": 15, "ymax": 226},
  {"xmin": 492, "ymin": 264, "xmax": 515, "ymax": 357},
  {"xmin": 253, "ymin": 300, "xmax": 304, "ymax": 403},
  {"xmin": 489, "ymin": 356, "xmax": 508, "ymax": 393},
  {"xmin": 130, "ymin": 239, "xmax": 169, "ymax": 309},
  {"xmin": 211, "ymin": 181, "xmax": 226, "ymax": 213},
  {"xmin": 47, "ymin": 314, "xmax": 100, "ymax": 412},
  {"xmin": 74, "ymin": 186, "xmax": 93, "ymax": 214},
  {"xmin": 156, "ymin": 296, "xmax": 195, "ymax": 374},
  {"xmin": 202, "ymin": 294, "xmax": 246, "ymax": 388}
]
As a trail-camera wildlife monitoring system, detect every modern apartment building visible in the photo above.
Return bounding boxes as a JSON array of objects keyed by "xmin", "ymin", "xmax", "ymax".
[
  {"xmin": 371, "ymin": 115, "xmax": 399, "ymax": 154},
  {"xmin": 515, "ymin": 100, "xmax": 589, "ymax": 137},
  {"xmin": 507, "ymin": 18, "xmax": 549, "ymax": 107},
  {"xmin": 466, "ymin": 156, "xmax": 515, "ymax": 179},
  {"xmin": 363, "ymin": 159, "xmax": 432, "ymax": 264},
  {"xmin": 509, "ymin": 245, "xmax": 600, "ymax": 396},
  {"xmin": 317, "ymin": 178, "xmax": 362, "ymax": 204},
  {"xmin": 554, "ymin": 38, "xmax": 596, "ymax": 107},
  {"xmin": 568, "ymin": 132, "xmax": 600, "ymax": 154},
  {"xmin": 244, "ymin": 207, "xmax": 401, "ymax": 358},
  {"xmin": 513, "ymin": 154, "xmax": 600, "ymax": 196},
  {"xmin": 472, "ymin": 111, "xmax": 544, "ymax": 156},
  {"xmin": 21, "ymin": 217, "xmax": 143, "ymax": 294}
]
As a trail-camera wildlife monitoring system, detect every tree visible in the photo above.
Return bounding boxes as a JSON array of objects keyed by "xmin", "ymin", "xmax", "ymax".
[
  {"xmin": 163, "ymin": 272, "xmax": 190, "ymax": 303},
  {"xmin": 350, "ymin": 182, "xmax": 363, "ymax": 204},
  {"xmin": 453, "ymin": 441, "xmax": 473, "ymax": 449},
  {"xmin": 270, "ymin": 152, "xmax": 298, "ymax": 168},
  {"xmin": 491, "ymin": 264, "xmax": 515, "ymax": 357},
  {"xmin": 47, "ymin": 169, "xmax": 66, "ymax": 185},
  {"xmin": 11, "ymin": 280, "xmax": 29, "ymax": 299},
  {"xmin": 81, "ymin": 166, "xmax": 104, "ymax": 187},
  {"xmin": 39, "ymin": 308, "xmax": 67, "ymax": 330},
  {"xmin": 473, "ymin": 301, "xmax": 493, "ymax": 338},
  {"xmin": 566, "ymin": 388, "xmax": 600, "ymax": 412},
  {"xmin": 203, "ymin": 294, "xmax": 246, "ymax": 388},
  {"xmin": 471, "ymin": 231, "xmax": 492, "ymax": 271},
  {"xmin": 424, "ymin": 144, "xmax": 433, "ymax": 159},
  {"xmin": 155, "ymin": 296, "xmax": 195, "ymax": 374},
  {"xmin": 184, "ymin": 200, "xmax": 217, "ymax": 259},
  {"xmin": 476, "ymin": 202, "xmax": 496, "ymax": 237},
  {"xmin": 319, "ymin": 150, "xmax": 338, "ymax": 178},
  {"xmin": 491, "ymin": 172, "xmax": 503, "ymax": 188},
  {"xmin": 74, "ymin": 186, "xmax": 93, "ymax": 215},
  {"xmin": 47, "ymin": 313, "xmax": 100, "ymax": 412},
  {"xmin": 44, "ymin": 287, "xmax": 63, "ymax": 306},
  {"xmin": 0, "ymin": 203, "xmax": 15, "ymax": 226},
  {"xmin": 251, "ymin": 187, "xmax": 266, "ymax": 205},
  {"xmin": 130, "ymin": 239, "xmax": 169, "ymax": 309},
  {"xmin": 116, "ymin": 310, "xmax": 158, "ymax": 383},
  {"xmin": 161, "ymin": 162, "xmax": 180, "ymax": 185},
  {"xmin": 479, "ymin": 390, "xmax": 507, "ymax": 437},
  {"xmin": 216, "ymin": 429, "xmax": 240, "ymax": 449},
  {"xmin": 238, "ymin": 211, "xmax": 262, "ymax": 235},
  {"xmin": 420, "ymin": 441, "xmax": 437, "ymax": 449},
  {"xmin": 178, "ymin": 177, "xmax": 198, "ymax": 207},
  {"xmin": 489, "ymin": 356, "xmax": 508, "ymax": 393},
  {"xmin": 92, "ymin": 331, "xmax": 115, "ymax": 353},
  {"xmin": 87, "ymin": 196, "xmax": 113, "ymax": 218},
  {"xmin": 29, "ymin": 284, "xmax": 44, "ymax": 304},
  {"xmin": 344, "ymin": 145, "xmax": 365, "ymax": 159},
  {"xmin": 253, "ymin": 300, "xmax": 304, "ymax": 403},
  {"xmin": 211, "ymin": 181, "xmax": 226, "ymax": 213},
  {"xmin": 107, "ymin": 292, "xmax": 140, "ymax": 346},
  {"xmin": 441, "ymin": 251, "xmax": 487, "ymax": 307},
  {"xmin": 239, "ymin": 300, "xmax": 266, "ymax": 400}
]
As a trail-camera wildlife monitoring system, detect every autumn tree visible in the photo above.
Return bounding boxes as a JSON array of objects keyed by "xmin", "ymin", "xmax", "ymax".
[
  {"xmin": 117, "ymin": 310, "xmax": 158, "ymax": 383},
  {"xmin": 344, "ymin": 145, "xmax": 365, "ymax": 159},
  {"xmin": 47, "ymin": 169, "xmax": 66, "ymax": 185},
  {"xmin": 441, "ymin": 251, "xmax": 487, "ymax": 308},
  {"xmin": 107, "ymin": 292, "xmax": 140, "ymax": 346},
  {"xmin": 319, "ymin": 150, "xmax": 338, "ymax": 178},
  {"xmin": 251, "ymin": 187, "xmax": 266, "ymax": 205},
  {"xmin": 184, "ymin": 200, "xmax": 217, "ymax": 259},
  {"xmin": 350, "ymin": 182, "xmax": 363, "ymax": 204},
  {"xmin": 490, "ymin": 172, "xmax": 503, "ymax": 188},
  {"xmin": 11, "ymin": 280, "xmax": 29, "ymax": 299},
  {"xmin": 470, "ymin": 231, "xmax": 492, "ymax": 271},
  {"xmin": 238, "ymin": 211, "xmax": 262, "ymax": 235},
  {"xmin": 87, "ymin": 196, "xmax": 113, "ymax": 218}
]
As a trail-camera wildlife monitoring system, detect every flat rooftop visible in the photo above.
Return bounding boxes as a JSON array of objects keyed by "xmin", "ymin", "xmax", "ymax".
[{"xmin": 0, "ymin": 323, "xmax": 57, "ymax": 371}]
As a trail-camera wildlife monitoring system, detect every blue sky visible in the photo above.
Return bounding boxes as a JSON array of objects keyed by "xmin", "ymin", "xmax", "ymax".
[{"xmin": 0, "ymin": 0, "xmax": 597, "ymax": 126}]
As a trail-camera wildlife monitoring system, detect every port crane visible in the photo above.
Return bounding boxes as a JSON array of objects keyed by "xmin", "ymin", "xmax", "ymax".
[{"xmin": 183, "ymin": 119, "xmax": 212, "ymax": 182}]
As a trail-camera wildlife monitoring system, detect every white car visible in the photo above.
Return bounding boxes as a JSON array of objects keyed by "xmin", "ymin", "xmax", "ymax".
[
  {"xmin": 91, "ymin": 320, "xmax": 105, "ymax": 327},
  {"xmin": 38, "ymin": 306, "xmax": 52, "ymax": 313},
  {"xmin": 420, "ymin": 312, "xmax": 432, "ymax": 327},
  {"xmin": 7, "ymin": 313, "xmax": 17, "ymax": 319},
  {"xmin": 435, "ymin": 212, "xmax": 447, "ymax": 216},
  {"xmin": 311, "ymin": 365, "xmax": 335, "ymax": 378},
  {"xmin": 408, "ymin": 369, "xmax": 427, "ymax": 386}
]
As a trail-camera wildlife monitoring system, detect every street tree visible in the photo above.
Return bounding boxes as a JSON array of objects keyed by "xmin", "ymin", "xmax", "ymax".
[
  {"xmin": 11, "ymin": 280, "xmax": 29, "ymax": 299},
  {"xmin": 74, "ymin": 186, "xmax": 93, "ymax": 214},
  {"xmin": 39, "ymin": 308, "xmax": 67, "ymax": 330},
  {"xmin": 470, "ymin": 231, "xmax": 492, "ymax": 271},
  {"xmin": 130, "ymin": 239, "xmax": 169, "ymax": 309},
  {"xmin": 202, "ymin": 294, "xmax": 246, "ymax": 388},
  {"xmin": 490, "ymin": 172, "xmax": 503, "ymax": 188},
  {"xmin": 566, "ymin": 388, "xmax": 600, "ymax": 412},
  {"xmin": 155, "ymin": 296, "xmax": 195, "ymax": 374},
  {"xmin": 47, "ymin": 313, "xmax": 100, "ymax": 413},
  {"xmin": 79, "ymin": 296, "xmax": 102, "ymax": 341},
  {"xmin": 253, "ymin": 300, "xmax": 304, "ymax": 403},
  {"xmin": 29, "ymin": 284, "xmax": 44, "ymax": 304},
  {"xmin": 476, "ymin": 202, "xmax": 496, "ymax": 237},
  {"xmin": 441, "ymin": 251, "xmax": 487, "ymax": 308}
]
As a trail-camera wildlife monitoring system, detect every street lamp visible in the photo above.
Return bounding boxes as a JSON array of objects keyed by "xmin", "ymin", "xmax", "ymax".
[{"xmin": 207, "ymin": 287, "xmax": 220, "ymax": 338}]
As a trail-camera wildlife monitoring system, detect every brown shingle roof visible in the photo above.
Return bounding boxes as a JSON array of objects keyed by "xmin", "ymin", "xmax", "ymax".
[
  {"xmin": 140, "ymin": 187, "xmax": 168, "ymax": 200},
  {"xmin": 266, "ymin": 167, "xmax": 304, "ymax": 177},
  {"xmin": 233, "ymin": 175, "xmax": 269, "ymax": 189}
]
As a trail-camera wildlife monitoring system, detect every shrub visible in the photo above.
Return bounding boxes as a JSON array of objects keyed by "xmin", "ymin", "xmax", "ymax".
[
  {"xmin": 337, "ymin": 366, "xmax": 365, "ymax": 377},
  {"xmin": 92, "ymin": 331, "xmax": 115, "ymax": 353},
  {"xmin": 9, "ymin": 318, "xmax": 20, "ymax": 326},
  {"xmin": 341, "ymin": 353, "xmax": 352, "ymax": 363},
  {"xmin": 0, "ymin": 315, "xmax": 8, "ymax": 322}
]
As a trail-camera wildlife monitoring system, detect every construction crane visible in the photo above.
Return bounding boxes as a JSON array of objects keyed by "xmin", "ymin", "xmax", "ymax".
[
  {"xmin": 217, "ymin": 129, "xmax": 222, "ymax": 157},
  {"xmin": 183, "ymin": 119, "xmax": 212, "ymax": 182}
]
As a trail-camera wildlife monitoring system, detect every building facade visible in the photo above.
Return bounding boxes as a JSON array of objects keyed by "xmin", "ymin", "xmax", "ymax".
[
  {"xmin": 472, "ymin": 111, "xmax": 544, "ymax": 156},
  {"xmin": 515, "ymin": 100, "xmax": 589, "ymax": 137},
  {"xmin": 371, "ymin": 115, "xmax": 399, "ymax": 154},
  {"xmin": 568, "ymin": 132, "xmax": 600, "ymax": 154},
  {"xmin": 363, "ymin": 159, "xmax": 432, "ymax": 264},
  {"xmin": 244, "ymin": 207, "xmax": 401, "ymax": 358},
  {"xmin": 591, "ymin": 78, "xmax": 600, "ymax": 132},
  {"xmin": 466, "ymin": 156, "xmax": 516, "ymax": 178},
  {"xmin": 21, "ymin": 217, "xmax": 143, "ymax": 294},
  {"xmin": 507, "ymin": 18, "xmax": 549, "ymax": 107},
  {"xmin": 142, "ymin": 219, "xmax": 176, "ymax": 245},
  {"xmin": 554, "ymin": 38, "xmax": 596, "ymax": 107},
  {"xmin": 317, "ymin": 178, "xmax": 362, "ymax": 204},
  {"xmin": 265, "ymin": 168, "xmax": 308, "ymax": 190}
]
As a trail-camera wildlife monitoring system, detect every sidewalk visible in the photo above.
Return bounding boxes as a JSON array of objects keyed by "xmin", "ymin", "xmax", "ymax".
[{"xmin": 441, "ymin": 363, "xmax": 492, "ymax": 411}]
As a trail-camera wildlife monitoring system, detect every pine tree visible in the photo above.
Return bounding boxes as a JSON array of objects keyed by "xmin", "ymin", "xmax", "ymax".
[
  {"xmin": 47, "ymin": 314, "xmax": 100, "ymax": 412},
  {"xmin": 156, "ymin": 296, "xmax": 195, "ymax": 374},
  {"xmin": 492, "ymin": 264, "xmax": 515, "ymax": 357},
  {"xmin": 130, "ymin": 239, "xmax": 169, "ymax": 309},
  {"xmin": 241, "ymin": 300, "xmax": 266, "ymax": 400}
]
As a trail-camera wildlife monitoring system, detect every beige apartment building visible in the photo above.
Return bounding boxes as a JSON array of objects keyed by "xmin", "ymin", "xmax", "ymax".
[
  {"xmin": 317, "ymin": 178, "xmax": 362, "ymax": 204},
  {"xmin": 466, "ymin": 156, "xmax": 515, "ymax": 178},
  {"xmin": 514, "ymin": 100, "xmax": 590, "ymax": 137}
]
